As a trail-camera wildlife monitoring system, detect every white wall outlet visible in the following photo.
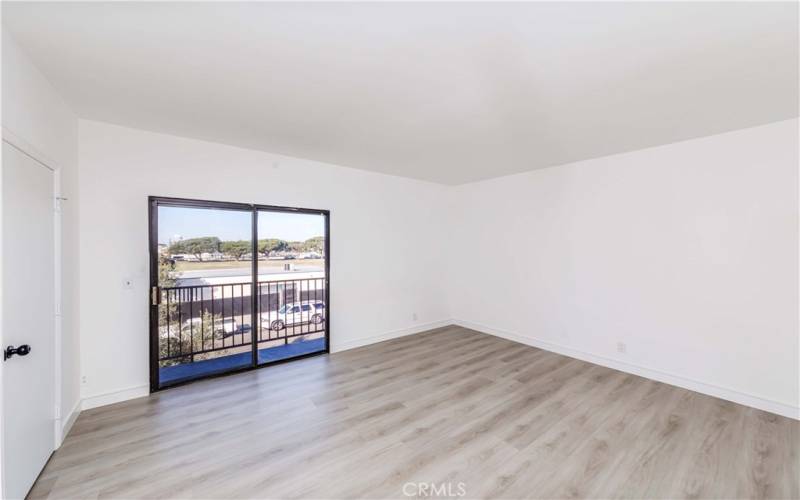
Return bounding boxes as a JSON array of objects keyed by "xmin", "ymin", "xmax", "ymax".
[
  {"xmin": 81, "ymin": 375, "xmax": 87, "ymax": 385},
  {"xmin": 616, "ymin": 342, "xmax": 627, "ymax": 354},
  {"xmin": 412, "ymin": 312, "xmax": 418, "ymax": 321},
  {"xmin": 122, "ymin": 277, "xmax": 134, "ymax": 289}
]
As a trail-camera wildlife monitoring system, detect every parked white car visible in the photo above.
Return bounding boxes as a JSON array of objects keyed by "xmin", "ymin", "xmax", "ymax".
[
  {"xmin": 217, "ymin": 318, "xmax": 242, "ymax": 337},
  {"xmin": 179, "ymin": 317, "xmax": 240, "ymax": 336},
  {"xmin": 261, "ymin": 301, "xmax": 325, "ymax": 331}
]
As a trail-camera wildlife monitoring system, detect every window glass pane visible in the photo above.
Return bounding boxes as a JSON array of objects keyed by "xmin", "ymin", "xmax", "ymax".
[
  {"xmin": 256, "ymin": 210, "xmax": 327, "ymax": 364},
  {"xmin": 156, "ymin": 205, "xmax": 254, "ymax": 388}
]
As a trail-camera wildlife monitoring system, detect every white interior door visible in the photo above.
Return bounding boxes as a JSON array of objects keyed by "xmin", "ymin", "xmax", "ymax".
[{"xmin": 2, "ymin": 141, "xmax": 55, "ymax": 499}]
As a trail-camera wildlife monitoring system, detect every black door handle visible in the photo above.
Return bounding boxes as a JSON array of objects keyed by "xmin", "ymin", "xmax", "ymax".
[{"xmin": 4, "ymin": 344, "xmax": 31, "ymax": 361}]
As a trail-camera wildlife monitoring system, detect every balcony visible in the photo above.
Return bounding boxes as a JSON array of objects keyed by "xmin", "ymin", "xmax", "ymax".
[{"xmin": 157, "ymin": 277, "xmax": 327, "ymax": 386}]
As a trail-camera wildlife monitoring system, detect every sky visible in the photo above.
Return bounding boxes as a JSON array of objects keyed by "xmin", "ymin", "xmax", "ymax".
[{"xmin": 158, "ymin": 206, "xmax": 324, "ymax": 244}]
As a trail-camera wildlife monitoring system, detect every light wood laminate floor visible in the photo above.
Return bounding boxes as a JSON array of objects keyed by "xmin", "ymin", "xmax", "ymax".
[{"xmin": 30, "ymin": 326, "xmax": 799, "ymax": 499}]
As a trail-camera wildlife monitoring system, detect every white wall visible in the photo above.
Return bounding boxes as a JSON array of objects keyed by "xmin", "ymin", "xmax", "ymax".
[
  {"xmin": 1, "ymin": 30, "xmax": 81, "ymax": 438},
  {"xmin": 77, "ymin": 120, "xmax": 451, "ymax": 406},
  {"xmin": 76, "ymin": 118, "xmax": 800, "ymax": 418},
  {"xmin": 449, "ymin": 119, "xmax": 799, "ymax": 418}
]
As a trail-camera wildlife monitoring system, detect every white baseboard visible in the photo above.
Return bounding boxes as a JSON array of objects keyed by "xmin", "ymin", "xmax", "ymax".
[
  {"xmin": 81, "ymin": 384, "xmax": 150, "ymax": 410},
  {"xmin": 453, "ymin": 319, "xmax": 800, "ymax": 420},
  {"xmin": 331, "ymin": 319, "xmax": 453, "ymax": 353},
  {"xmin": 60, "ymin": 399, "xmax": 81, "ymax": 443}
]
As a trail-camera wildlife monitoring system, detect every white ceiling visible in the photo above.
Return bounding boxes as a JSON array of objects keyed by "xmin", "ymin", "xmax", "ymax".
[{"xmin": 3, "ymin": 2, "xmax": 798, "ymax": 185}]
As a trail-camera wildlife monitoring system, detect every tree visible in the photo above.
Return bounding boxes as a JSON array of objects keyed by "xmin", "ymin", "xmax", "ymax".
[
  {"xmin": 286, "ymin": 241, "xmax": 304, "ymax": 253},
  {"xmin": 220, "ymin": 240, "xmax": 251, "ymax": 260},
  {"xmin": 303, "ymin": 236, "xmax": 325, "ymax": 254},
  {"xmin": 258, "ymin": 238, "xmax": 287, "ymax": 257},
  {"xmin": 157, "ymin": 255, "xmax": 178, "ymax": 338},
  {"xmin": 157, "ymin": 255, "xmax": 181, "ymax": 365},
  {"xmin": 158, "ymin": 254, "xmax": 177, "ymax": 288},
  {"xmin": 169, "ymin": 236, "xmax": 220, "ymax": 261},
  {"xmin": 159, "ymin": 309, "xmax": 224, "ymax": 367}
]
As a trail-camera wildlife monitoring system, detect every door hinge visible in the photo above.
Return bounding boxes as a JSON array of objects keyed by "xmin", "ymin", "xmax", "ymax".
[
  {"xmin": 151, "ymin": 286, "xmax": 161, "ymax": 306},
  {"xmin": 54, "ymin": 405, "xmax": 61, "ymax": 419}
]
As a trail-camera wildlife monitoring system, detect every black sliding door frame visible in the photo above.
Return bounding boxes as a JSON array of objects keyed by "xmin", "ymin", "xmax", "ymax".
[{"xmin": 148, "ymin": 196, "xmax": 330, "ymax": 392}]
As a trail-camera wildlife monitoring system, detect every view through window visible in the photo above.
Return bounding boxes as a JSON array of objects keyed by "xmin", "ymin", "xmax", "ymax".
[{"xmin": 153, "ymin": 201, "xmax": 327, "ymax": 389}]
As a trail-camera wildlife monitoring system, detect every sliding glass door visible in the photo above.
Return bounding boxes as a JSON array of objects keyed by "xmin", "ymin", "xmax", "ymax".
[{"xmin": 149, "ymin": 198, "xmax": 329, "ymax": 391}]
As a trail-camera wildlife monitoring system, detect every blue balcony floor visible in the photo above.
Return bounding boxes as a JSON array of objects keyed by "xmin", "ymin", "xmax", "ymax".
[{"xmin": 160, "ymin": 337, "xmax": 326, "ymax": 386}]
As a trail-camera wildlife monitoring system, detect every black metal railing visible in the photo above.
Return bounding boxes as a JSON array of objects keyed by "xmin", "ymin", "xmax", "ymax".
[{"xmin": 157, "ymin": 277, "xmax": 326, "ymax": 366}]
